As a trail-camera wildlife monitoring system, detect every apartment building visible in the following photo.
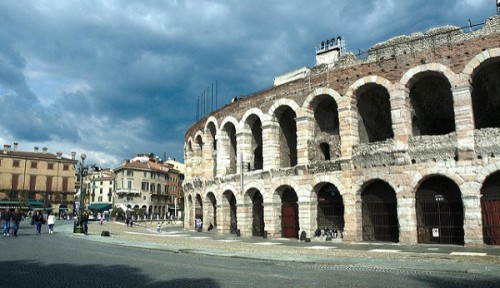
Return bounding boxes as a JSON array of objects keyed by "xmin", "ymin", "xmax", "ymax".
[
  {"xmin": 0, "ymin": 143, "xmax": 77, "ymax": 214},
  {"xmin": 114, "ymin": 154, "xmax": 183, "ymax": 218}
]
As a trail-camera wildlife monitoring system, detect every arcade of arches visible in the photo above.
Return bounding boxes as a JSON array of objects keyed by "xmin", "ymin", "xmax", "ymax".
[{"xmin": 184, "ymin": 18, "xmax": 500, "ymax": 246}]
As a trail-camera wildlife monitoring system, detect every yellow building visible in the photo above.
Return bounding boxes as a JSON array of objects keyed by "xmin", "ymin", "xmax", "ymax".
[
  {"xmin": 114, "ymin": 154, "xmax": 184, "ymax": 218},
  {"xmin": 0, "ymin": 143, "xmax": 77, "ymax": 215}
]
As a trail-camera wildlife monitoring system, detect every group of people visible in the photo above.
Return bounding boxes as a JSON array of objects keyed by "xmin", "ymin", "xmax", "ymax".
[
  {"xmin": 1, "ymin": 208, "xmax": 22, "ymax": 237},
  {"xmin": 1, "ymin": 208, "xmax": 58, "ymax": 237}
]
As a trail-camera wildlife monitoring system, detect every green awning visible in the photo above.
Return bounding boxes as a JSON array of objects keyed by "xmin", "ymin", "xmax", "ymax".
[
  {"xmin": 28, "ymin": 200, "xmax": 45, "ymax": 206},
  {"xmin": 88, "ymin": 203, "xmax": 112, "ymax": 210},
  {"xmin": 0, "ymin": 200, "xmax": 21, "ymax": 209}
]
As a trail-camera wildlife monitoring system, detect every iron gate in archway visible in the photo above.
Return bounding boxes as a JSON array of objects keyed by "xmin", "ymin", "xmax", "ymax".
[
  {"xmin": 416, "ymin": 177, "xmax": 464, "ymax": 245},
  {"xmin": 252, "ymin": 192, "xmax": 264, "ymax": 237},
  {"xmin": 361, "ymin": 181, "xmax": 399, "ymax": 242}
]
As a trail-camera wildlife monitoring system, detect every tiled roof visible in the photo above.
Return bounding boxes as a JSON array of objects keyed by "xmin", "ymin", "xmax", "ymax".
[{"xmin": 0, "ymin": 151, "xmax": 76, "ymax": 162}]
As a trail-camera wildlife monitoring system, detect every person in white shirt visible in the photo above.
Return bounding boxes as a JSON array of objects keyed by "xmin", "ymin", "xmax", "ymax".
[{"xmin": 47, "ymin": 212, "xmax": 56, "ymax": 234}]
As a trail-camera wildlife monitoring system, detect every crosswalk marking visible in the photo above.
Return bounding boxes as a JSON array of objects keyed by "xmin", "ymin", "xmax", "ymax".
[
  {"xmin": 252, "ymin": 242, "xmax": 282, "ymax": 246},
  {"xmin": 218, "ymin": 239, "xmax": 242, "ymax": 243},
  {"xmin": 369, "ymin": 249, "xmax": 401, "ymax": 253},
  {"xmin": 306, "ymin": 246, "xmax": 336, "ymax": 250},
  {"xmin": 450, "ymin": 252, "xmax": 487, "ymax": 256}
]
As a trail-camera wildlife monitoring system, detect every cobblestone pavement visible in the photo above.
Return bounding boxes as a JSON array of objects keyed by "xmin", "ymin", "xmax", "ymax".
[{"xmin": 57, "ymin": 220, "xmax": 500, "ymax": 275}]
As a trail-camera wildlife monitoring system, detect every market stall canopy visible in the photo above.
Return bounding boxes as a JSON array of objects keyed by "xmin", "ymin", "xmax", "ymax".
[{"xmin": 88, "ymin": 203, "xmax": 112, "ymax": 211}]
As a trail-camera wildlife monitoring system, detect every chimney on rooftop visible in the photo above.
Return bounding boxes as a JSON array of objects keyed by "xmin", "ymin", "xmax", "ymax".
[
  {"xmin": 42, "ymin": 147, "xmax": 48, "ymax": 154},
  {"xmin": 3, "ymin": 144, "xmax": 11, "ymax": 154},
  {"xmin": 34, "ymin": 146, "xmax": 39, "ymax": 152},
  {"xmin": 56, "ymin": 152, "xmax": 62, "ymax": 159},
  {"xmin": 13, "ymin": 142, "xmax": 18, "ymax": 152},
  {"xmin": 71, "ymin": 151, "xmax": 76, "ymax": 160}
]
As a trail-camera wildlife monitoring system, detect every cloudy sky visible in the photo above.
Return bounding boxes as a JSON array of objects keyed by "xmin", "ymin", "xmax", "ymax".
[{"xmin": 0, "ymin": 0, "xmax": 495, "ymax": 168}]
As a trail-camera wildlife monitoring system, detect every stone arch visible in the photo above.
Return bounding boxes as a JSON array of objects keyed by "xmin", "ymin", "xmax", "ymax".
[
  {"xmin": 303, "ymin": 87, "xmax": 343, "ymax": 110},
  {"xmin": 219, "ymin": 118, "xmax": 238, "ymax": 175},
  {"xmin": 241, "ymin": 108, "xmax": 266, "ymax": 127},
  {"xmin": 241, "ymin": 111, "xmax": 264, "ymax": 171},
  {"xmin": 305, "ymin": 89, "xmax": 342, "ymax": 161},
  {"xmin": 465, "ymin": 50, "xmax": 500, "ymax": 129},
  {"xmin": 205, "ymin": 121, "xmax": 218, "ymax": 177},
  {"xmin": 401, "ymin": 64, "xmax": 457, "ymax": 136},
  {"xmin": 204, "ymin": 116, "xmax": 219, "ymax": 133},
  {"xmin": 353, "ymin": 81, "xmax": 394, "ymax": 143},
  {"xmin": 275, "ymin": 185, "xmax": 300, "ymax": 239},
  {"xmin": 480, "ymin": 170, "xmax": 500, "ymax": 245},
  {"xmin": 268, "ymin": 98, "xmax": 301, "ymax": 118},
  {"xmin": 415, "ymin": 175, "xmax": 464, "ymax": 245},
  {"xmin": 205, "ymin": 191, "xmax": 218, "ymax": 229},
  {"xmin": 222, "ymin": 189, "xmax": 238, "ymax": 234},
  {"xmin": 245, "ymin": 187, "xmax": 265, "ymax": 237},
  {"xmin": 360, "ymin": 178, "xmax": 399, "ymax": 242},
  {"xmin": 313, "ymin": 182, "xmax": 345, "ymax": 234},
  {"xmin": 269, "ymin": 103, "xmax": 298, "ymax": 168}
]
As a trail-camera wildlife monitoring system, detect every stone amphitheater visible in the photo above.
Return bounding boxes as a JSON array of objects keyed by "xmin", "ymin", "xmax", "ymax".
[{"xmin": 183, "ymin": 15, "xmax": 500, "ymax": 246}]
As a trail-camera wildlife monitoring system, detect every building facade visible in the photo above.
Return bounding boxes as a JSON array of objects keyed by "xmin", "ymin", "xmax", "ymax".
[
  {"xmin": 183, "ymin": 16, "xmax": 500, "ymax": 246},
  {"xmin": 83, "ymin": 169, "xmax": 115, "ymax": 212},
  {"xmin": 114, "ymin": 154, "xmax": 184, "ymax": 218},
  {"xmin": 0, "ymin": 143, "xmax": 77, "ymax": 214}
]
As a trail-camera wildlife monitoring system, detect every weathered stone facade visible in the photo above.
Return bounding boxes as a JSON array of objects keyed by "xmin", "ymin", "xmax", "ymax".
[{"xmin": 183, "ymin": 16, "xmax": 500, "ymax": 246}]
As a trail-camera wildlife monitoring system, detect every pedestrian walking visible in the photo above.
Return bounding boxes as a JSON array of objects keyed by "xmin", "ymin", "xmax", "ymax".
[
  {"xmin": 2, "ymin": 208, "xmax": 11, "ymax": 237},
  {"xmin": 32, "ymin": 210, "xmax": 44, "ymax": 234},
  {"xmin": 47, "ymin": 211, "xmax": 56, "ymax": 234},
  {"xmin": 11, "ymin": 208, "xmax": 21, "ymax": 237},
  {"xmin": 81, "ymin": 211, "xmax": 89, "ymax": 234}
]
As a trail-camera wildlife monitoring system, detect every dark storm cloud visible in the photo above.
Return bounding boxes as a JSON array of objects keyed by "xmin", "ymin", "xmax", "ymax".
[{"xmin": 0, "ymin": 0, "xmax": 494, "ymax": 167}]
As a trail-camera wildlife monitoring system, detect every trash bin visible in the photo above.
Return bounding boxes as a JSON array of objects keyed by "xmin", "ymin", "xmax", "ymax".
[{"xmin": 73, "ymin": 220, "xmax": 84, "ymax": 234}]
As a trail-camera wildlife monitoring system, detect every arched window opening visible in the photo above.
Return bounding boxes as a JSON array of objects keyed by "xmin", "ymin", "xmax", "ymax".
[
  {"xmin": 277, "ymin": 107, "xmax": 297, "ymax": 168},
  {"xmin": 410, "ymin": 73, "xmax": 455, "ymax": 136},
  {"xmin": 472, "ymin": 59, "xmax": 500, "ymax": 129},
  {"xmin": 357, "ymin": 84, "xmax": 394, "ymax": 143},
  {"xmin": 319, "ymin": 143, "xmax": 330, "ymax": 161}
]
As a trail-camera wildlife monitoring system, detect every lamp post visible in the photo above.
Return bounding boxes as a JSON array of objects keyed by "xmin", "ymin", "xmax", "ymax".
[{"xmin": 73, "ymin": 153, "xmax": 87, "ymax": 233}]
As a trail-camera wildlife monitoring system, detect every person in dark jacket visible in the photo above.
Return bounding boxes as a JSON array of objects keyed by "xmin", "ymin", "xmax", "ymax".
[
  {"xmin": 81, "ymin": 211, "xmax": 89, "ymax": 235},
  {"xmin": 11, "ymin": 208, "xmax": 22, "ymax": 237},
  {"xmin": 32, "ymin": 210, "xmax": 44, "ymax": 234},
  {"xmin": 2, "ymin": 208, "xmax": 11, "ymax": 237}
]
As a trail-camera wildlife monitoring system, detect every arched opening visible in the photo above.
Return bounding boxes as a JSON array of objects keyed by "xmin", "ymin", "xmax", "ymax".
[
  {"xmin": 207, "ymin": 122, "xmax": 217, "ymax": 176},
  {"xmin": 316, "ymin": 183, "xmax": 344, "ymax": 233},
  {"xmin": 224, "ymin": 190, "xmax": 238, "ymax": 234},
  {"xmin": 276, "ymin": 106, "xmax": 297, "ymax": 168},
  {"xmin": 416, "ymin": 176, "xmax": 464, "ymax": 245},
  {"xmin": 247, "ymin": 115, "xmax": 263, "ymax": 170},
  {"xmin": 206, "ymin": 192, "xmax": 217, "ymax": 229},
  {"xmin": 311, "ymin": 94, "xmax": 340, "ymax": 161},
  {"xmin": 471, "ymin": 58, "xmax": 500, "ymax": 128},
  {"xmin": 248, "ymin": 189, "xmax": 264, "ymax": 237},
  {"xmin": 195, "ymin": 194, "xmax": 203, "ymax": 224},
  {"xmin": 356, "ymin": 84, "xmax": 394, "ymax": 143},
  {"xmin": 361, "ymin": 180, "xmax": 399, "ymax": 242},
  {"xmin": 481, "ymin": 171, "xmax": 500, "ymax": 245},
  {"xmin": 319, "ymin": 143, "xmax": 330, "ymax": 161},
  {"xmin": 279, "ymin": 186, "xmax": 299, "ymax": 238},
  {"xmin": 222, "ymin": 123, "xmax": 237, "ymax": 174},
  {"xmin": 409, "ymin": 72, "xmax": 455, "ymax": 136}
]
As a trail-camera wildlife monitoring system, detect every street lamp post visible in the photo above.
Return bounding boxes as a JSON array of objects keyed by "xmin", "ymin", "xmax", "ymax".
[{"xmin": 73, "ymin": 153, "xmax": 87, "ymax": 233}]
